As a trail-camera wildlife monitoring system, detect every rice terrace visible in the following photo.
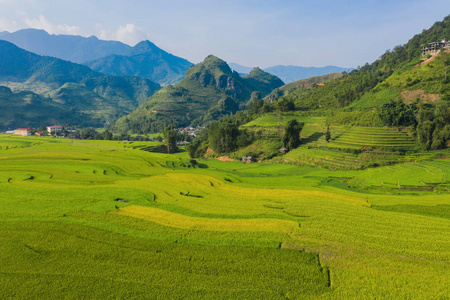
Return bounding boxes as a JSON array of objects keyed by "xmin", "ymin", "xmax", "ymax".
[
  {"xmin": 2, "ymin": 2, "xmax": 450, "ymax": 299},
  {"xmin": 0, "ymin": 134, "xmax": 448, "ymax": 299}
]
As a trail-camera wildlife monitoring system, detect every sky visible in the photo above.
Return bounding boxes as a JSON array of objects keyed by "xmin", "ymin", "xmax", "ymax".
[{"xmin": 1, "ymin": 0, "xmax": 450, "ymax": 68}]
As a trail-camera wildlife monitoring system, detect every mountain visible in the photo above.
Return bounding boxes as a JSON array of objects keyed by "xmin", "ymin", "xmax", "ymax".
[
  {"xmin": 111, "ymin": 55, "xmax": 284, "ymax": 133},
  {"xmin": 264, "ymin": 65, "xmax": 353, "ymax": 84},
  {"xmin": 282, "ymin": 15, "xmax": 450, "ymax": 112},
  {"xmin": 85, "ymin": 40, "xmax": 193, "ymax": 85},
  {"xmin": 0, "ymin": 40, "xmax": 160, "ymax": 129},
  {"xmin": 229, "ymin": 63, "xmax": 253, "ymax": 75},
  {"xmin": 0, "ymin": 86, "xmax": 86, "ymax": 130},
  {"xmin": 243, "ymin": 67, "xmax": 285, "ymax": 97},
  {"xmin": 266, "ymin": 72, "xmax": 344, "ymax": 100},
  {"xmin": 229, "ymin": 63, "xmax": 352, "ymax": 83},
  {"xmin": 0, "ymin": 29, "xmax": 130, "ymax": 64}
]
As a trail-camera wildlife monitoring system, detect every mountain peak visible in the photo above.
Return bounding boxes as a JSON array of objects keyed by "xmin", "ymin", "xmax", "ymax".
[
  {"xmin": 122, "ymin": 40, "xmax": 163, "ymax": 56},
  {"xmin": 199, "ymin": 55, "xmax": 232, "ymax": 74},
  {"xmin": 248, "ymin": 67, "xmax": 264, "ymax": 75}
]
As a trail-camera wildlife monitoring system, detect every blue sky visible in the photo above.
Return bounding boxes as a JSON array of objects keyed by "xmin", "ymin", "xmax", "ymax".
[{"xmin": 1, "ymin": 0, "xmax": 449, "ymax": 68}]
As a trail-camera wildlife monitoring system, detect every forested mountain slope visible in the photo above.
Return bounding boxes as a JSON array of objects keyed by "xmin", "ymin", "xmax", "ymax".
[
  {"xmin": 111, "ymin": 55, "xmax": 284, "ymax": 133},
  {"xmin": 85, "ymin": 40, "xmax": 192, "ymax": 85},
  {"xmin": 0, "ymin": 40, "xmax": 160, "ymax": 129}
]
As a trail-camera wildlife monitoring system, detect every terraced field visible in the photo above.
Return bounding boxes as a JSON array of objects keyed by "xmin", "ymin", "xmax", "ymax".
[
  {"xmin": 0, "ymin": 135, "xmax": 449, "ymax": 299},
  {"xmin": 327, "ymin": 127, "xmax": 416, "ymax": 151}
]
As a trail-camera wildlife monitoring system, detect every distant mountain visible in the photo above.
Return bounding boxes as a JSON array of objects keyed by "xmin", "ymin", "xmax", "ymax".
[
  {"xmin": 85, "ymin": 40, "xmax": 193, "ymax": 85},
  {"xmin": 1, "ymin": 29, "xmax": 193, "ymax": 85},
  {"xmin": 243, "ymin": 67, "xmax": 285, "ymax": 97},
  {"xmin": 264, "ymin": 65, "xmax": 352, "ymax": 83},
  {"xmin": 0, "ymin": 86, "xmax": 84, "ymax": 130},
  {"xmin": 0, "ymin": 28, "xmax": 130, "ymax": 64},
  {"xmin": 228, "ymin": 63, "xmax": 253, "ymax": 75},
  {"xmin": 112, "ymin": 55, "xmax": 284, "ymax": 133},
  {"xmin": 0, "ymin": 40, "xmax": 160, "ymax": 129},
  {"xmin": 265, "ymin": 72, "xmax": 343, "ymax": 100},
  {"xmin": 229, "ymin": 63, "xmax": 352, "ymax": 83}
]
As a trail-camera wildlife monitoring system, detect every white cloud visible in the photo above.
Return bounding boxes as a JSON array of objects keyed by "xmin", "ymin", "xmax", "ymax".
[
  {"xmin": 24, "ymin": 15, "xmax": 82, "ymax": 35},
  {"xmin": 0, "ymin": 17, "xmax": 19, "ymax": 32},
  {"xmin": 94, "ymin": 23, "xmax": 148, "ymax": 45},
  {"xmin": 115, "ymin": 24, "xmax": 148, "ymax": 45}
]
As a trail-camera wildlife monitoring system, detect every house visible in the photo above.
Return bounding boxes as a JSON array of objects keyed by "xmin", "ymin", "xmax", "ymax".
[
  {"xmin": 242, "ymin": 156, "xmax": 255, "ymax": 163},
  {"xmin": 47, "ymin": 125, "xmax": 63, "ymax": 134},
  {"xmin": 421, "ymin": 39, "xmax": 450, "ymax": 56},
  {"xmin": 14, "ymin": 128, "xmax": 32, "ymax": 136},
  {"xmin": 279, "ymin": 147, "xmax": 288, "ymax": 153}
]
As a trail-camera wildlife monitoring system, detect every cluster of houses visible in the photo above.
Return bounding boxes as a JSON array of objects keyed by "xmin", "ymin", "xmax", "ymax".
[
  {"xmin": 11, "ymin": 126, "xmax": 63, "ymax": 136},
  {"xmin": 177, "ymin": 126, "xmax": 205, "ymax": 138},
  {"xmin": 421, "ymin": 39, "xmax": 450, "ymax": 56}
]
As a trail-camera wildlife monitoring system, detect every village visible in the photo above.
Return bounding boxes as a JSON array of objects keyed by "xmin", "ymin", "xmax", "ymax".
[
  {"xmin": 5, "ymin": 125, "xmax": 206, "ymax": 144},
  {"xmin": 9, "ymin": 125, "xmax": 66, "ymax": 136}
]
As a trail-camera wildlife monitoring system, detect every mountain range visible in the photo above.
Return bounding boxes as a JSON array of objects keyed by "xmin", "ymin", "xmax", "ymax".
[
  {"xmin": 229, "ymin": 63, "xmax": 352, "ymax": 83},
  {"xmin": 85, "ymin": 40, "xmax": 192, "ymax": 85},
  {"xmin": 0, "ymin": 40, "xmax": 160, "ymax": 129},
  {"xmin": 0, "ymin": 29, "xmax": 192, "ymax": 85},
  {"xmin": 111, "ymin": 55, "xmax": 284, "ymax": 133}
]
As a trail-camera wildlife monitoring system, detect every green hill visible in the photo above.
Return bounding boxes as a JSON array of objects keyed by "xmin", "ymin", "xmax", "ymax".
[
  {"xmin": 266, "ymin": 72, "xmax": 343, "ymax": 100},
  {"xmin": 0, "ymin": 86, "xmax": 88, "ymax": 129},
  {"xmin": 85, "ymin": 40, "xmax": 193, "ymax": 85},
  {"xmin": 185, "ymin": 16, "xmax": 450, "ymax": 167},
  {"xmin": 280, "ymin": 16, "xmax": 450, "ymax": 112},
  {"xmin": 112, "ymin": 55, "xmax": 284, "ymax": 133},
  {"xmin": 0, "ymin": 40, "xmax": 160, "ymax": 129}
]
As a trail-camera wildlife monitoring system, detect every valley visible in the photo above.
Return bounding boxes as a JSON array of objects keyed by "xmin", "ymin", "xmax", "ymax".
[
  {"xmin": 0, "ymin": 136, "xmax": 448, "ymax": 299},
  {"xmin": 0, "ymin": 10, "xmax": 450, "ymax": 300}
]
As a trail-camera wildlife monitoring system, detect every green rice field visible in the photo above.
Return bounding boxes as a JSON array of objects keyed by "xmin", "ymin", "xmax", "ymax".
[{"xmin": 0, "ymin": 135, "xmax": 449, "ymax": 299}]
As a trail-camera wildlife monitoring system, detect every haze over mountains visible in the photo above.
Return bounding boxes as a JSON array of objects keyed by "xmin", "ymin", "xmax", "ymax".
[
  {"xmin": 0, "ymin": 29, "xmax": 192, "ymax": 85},
  {"xmin": 0, "ymin": 28, "xmax": 357, "ymax": 131},
  {"xmin": 0, "ymin": 40, "xmax": 160, "ymax": 129},
  {"xmin": 0, "ymin": 29, "xmax": 352, "ymax": 86},
  {"xmin": 0, "ymin": 29, "xmax": 130, "ymax": 64},
  {"xmin": 85, "ymin": 40, "xmax": 192, "ymax": 85},
  {"xmin": 229, "ymin": 63, "xmax": 353, "ymax": 83}
]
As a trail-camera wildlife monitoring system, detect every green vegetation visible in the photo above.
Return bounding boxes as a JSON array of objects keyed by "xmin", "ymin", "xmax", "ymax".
[
  {"xmin": 85, "ymin": 40, "xmax": 193, "ymax": 85},
  {"xmin": 0, "ymin": 40, "xmax": 160, "ymax": 129},
  {"xmin": 0, "ymin": 135, "xmax": 449, "ymax": 299},
  {"xmin": 111, "ymin": 55, "xmax": 284, "ymax": 133}
]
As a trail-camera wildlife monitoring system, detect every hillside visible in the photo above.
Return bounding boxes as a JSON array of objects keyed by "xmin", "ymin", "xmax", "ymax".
[
  {"xmin": 264, "ymin": 65, "xmax": 353, "ymax": 83},
  {"xmin": 266, "ymin": 72, "xmax": 343, "ymax": 100},
  {"xmin": 111, "ymin": 55, "xmax": 284, "ymax": 133},
  {"xmin": 0, "ymin": 86, "xmax": 86, "ymax": 129},
  {"xmin": 185, "ymin": 16, "xmax": 450, "ymax": 168},
  {"xmin": 0, "ymin": 40, "xmax": 160, "ymax": 129},
  {"xmin": 85, "ymin": 40, "xmax": 192, "ymax": 85},
  {"xmin": 0, "ymin": 28, "xmax": 130, "ymax": 64},
  {"xmin": 283, "ymin": 16, "xmax": 450, "ymax": 112},
  {"xmin": 229, "ymin": 62, "xmax": 352, "ymax": 83}
]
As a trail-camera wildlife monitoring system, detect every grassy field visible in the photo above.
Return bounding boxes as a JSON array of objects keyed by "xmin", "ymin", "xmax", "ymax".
[{"xmin": 0, "ymin": 135, "xmax": 449, "ymax": 299}]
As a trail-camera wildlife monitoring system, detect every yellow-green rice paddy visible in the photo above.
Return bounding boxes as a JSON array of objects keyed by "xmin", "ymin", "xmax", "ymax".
[{"xmin": 0, "ymin": 135, "xmax": 449, "ymax": 299}]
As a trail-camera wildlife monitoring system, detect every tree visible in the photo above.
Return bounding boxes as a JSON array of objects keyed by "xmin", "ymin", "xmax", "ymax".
[
  {"xmin": 282, "ymin": 120, "xmax": 304, "ymax": 150},
  {"xmin": 208, "ymin": 119, "xmax": 240, "ymax": 154},
  {"xmin": 325, "ymin": 124, "xmax": 331, "ymax": 142},
  {"xmin": 379, "ymin": 100, "xmax": 417, "ymax": 127},
  {"xmin": 417, "ymin": 102, "xmax": 450, "ymax": 150},
  {"xmin": 103, "ymin": 129, "xmax": 113, "ymax": 140},
  {"xmin": 80, "ymin": 128, "xmax": 98, "ymax": 140},
  {"xmin": 162, "ymin": 125, "xmax": 178, "ymax": 154}
]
